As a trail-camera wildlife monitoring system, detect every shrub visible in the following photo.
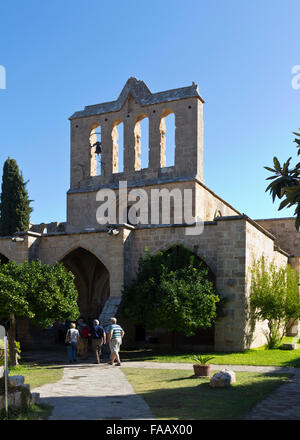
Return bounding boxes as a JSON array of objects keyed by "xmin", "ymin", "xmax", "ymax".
[{"xmin": 250, "ymin": 258, "xmax": 300, "ymax": 349}]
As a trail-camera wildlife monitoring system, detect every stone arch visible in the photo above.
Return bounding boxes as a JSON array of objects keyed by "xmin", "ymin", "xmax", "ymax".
[
  {"xmin": 60, "ymin": 247, "xmax": 110, "ymax": 324},
  {"xmin": 54, "ymin": 243, "xmax": 111, "ymax": 274},
  {"xmin": 134, "ymin": 114, "xmax": 149, "ymax": 170},
  {"xmin": 89, "ymin": 122, "xmax": 102, "ymax": 176},
  {"xmin": 111, "ymin": 119, "xmax": 124, "ymax": 173},
  {"xmin": 149, "ymin": 240, "xmax": 216, "ymax": 277},
  {"xmin": 40, "ymin": 223, "xmax": 48, "ymax": 234},
  {"xmin": 132, "ymin": 243, "xmax": 216, "ymax": 347},
  {"xmin": 160, "ymin": 109, "xmax": 176, "ymax": 167},
  {"xmin": 214, "ymin": 209, "xmax": 222, "ymax": 219}
]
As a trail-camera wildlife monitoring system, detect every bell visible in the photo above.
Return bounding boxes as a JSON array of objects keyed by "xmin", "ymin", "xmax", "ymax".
[{"xmin": 93, "ymin": 142, "xmax": 102, "ymax": 155}]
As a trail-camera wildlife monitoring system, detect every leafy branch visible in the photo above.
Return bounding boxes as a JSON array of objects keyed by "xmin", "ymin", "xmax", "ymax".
[{"xmin": 265, "ymin": 130, "xmax": 300, "ymax": 229}]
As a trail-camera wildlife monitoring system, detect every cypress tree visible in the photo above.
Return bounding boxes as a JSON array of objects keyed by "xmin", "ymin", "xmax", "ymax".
[{"xmin": 0, "ymin": 157, "xmax": 32, "ymax": 236}]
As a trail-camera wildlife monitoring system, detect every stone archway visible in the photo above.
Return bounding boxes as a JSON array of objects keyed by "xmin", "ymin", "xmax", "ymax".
[
  {"xmin": 162, "ymin": 245, "xmax": 216, "ymax": 347},
  {"xmin": 128, "ymin": 243, "xmax": 217, "ymax": 348},
  {"xmin": 61, "ymin": 247, "xmax": 110, "ymax": 324}
]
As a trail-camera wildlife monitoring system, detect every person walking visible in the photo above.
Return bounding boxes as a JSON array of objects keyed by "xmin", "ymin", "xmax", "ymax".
[
  {"xmin": 65, "ymin": 322, "xmax": 80, "ymax": 363},
  {"xmin": 106, "ymin": 317, "xmax": 125, "ymax": 366},
  {"xmin": 91, "ymin": 319, "xmax": 106, "ymax": 364},
  {"xmin": 77, "ymin": 318, "xmax": 90, "ymax": 359}
]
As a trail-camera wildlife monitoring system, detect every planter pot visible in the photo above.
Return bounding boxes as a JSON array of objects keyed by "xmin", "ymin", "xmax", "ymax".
[{"xmin": 193, "ymin": 364, "xmax": 211, "ymax": 377}]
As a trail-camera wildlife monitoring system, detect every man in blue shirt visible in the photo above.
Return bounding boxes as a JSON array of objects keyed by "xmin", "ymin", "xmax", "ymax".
[{"xmin": 91, "ymin": 319, "xmax": 106, "ymax": 364}]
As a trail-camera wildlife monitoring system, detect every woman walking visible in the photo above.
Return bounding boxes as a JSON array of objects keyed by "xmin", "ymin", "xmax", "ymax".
[{"xmin": 65, "ymin": 322, "xmax": 80, "ymax": 363}]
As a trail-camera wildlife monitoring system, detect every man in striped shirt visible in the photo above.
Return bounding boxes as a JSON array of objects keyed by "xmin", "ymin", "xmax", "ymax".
[{"xmin": 106, "ymin": 317, "xmax": 125, "ymax": 366}]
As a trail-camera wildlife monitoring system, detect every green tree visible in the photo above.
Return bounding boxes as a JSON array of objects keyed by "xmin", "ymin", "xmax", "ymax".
[
  {"xmin": 0, "ymin": 260, "xmax": 80, "ymax": 365},
  {"xmin": 0, "ymin": 157, "xmax": 32, "ymax": 236},
  {"xmin": 250, "ymin": 258, "xmax": 300, "ymax": 349},
  {"xmin": 265, "ymin": 130, "xmax": 300, "ymax": 229},
  {"xmin": 121, "ymin": 245, "xmax": 220, "ymax": 348}
]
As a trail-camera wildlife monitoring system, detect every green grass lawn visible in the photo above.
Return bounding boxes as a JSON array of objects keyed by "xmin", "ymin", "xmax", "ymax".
[
  {"xmin": 0, "ymin": 363, "xmax": 64, "ymax": 420},
  {"xmin": 122, "ymin": 367, "xmax": 292, "ymax": 420},
  {"xmin": 0, "ymin": 402, "xmax": 53, "ymax": 420},
  {"xmin": 9, "ymin": 363, "xmax": 64, "ymax": 389},
  {"xmin": 121, "ymin": 337, "xmax": 300, "ymax": 368}
]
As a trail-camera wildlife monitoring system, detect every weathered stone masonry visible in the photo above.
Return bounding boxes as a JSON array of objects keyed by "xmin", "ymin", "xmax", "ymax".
[{"xmin": 0, "ymin": 78, "xmax": 298, "ymax": 351}]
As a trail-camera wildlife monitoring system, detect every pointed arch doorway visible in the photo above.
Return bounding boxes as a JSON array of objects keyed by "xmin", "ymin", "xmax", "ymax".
[{"xmin": 61, "ymin": 247, "xmax": 110, "ymax": 324}]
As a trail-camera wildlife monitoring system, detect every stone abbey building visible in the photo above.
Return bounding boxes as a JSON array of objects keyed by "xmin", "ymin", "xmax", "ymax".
[{"xmin": 0, "ymin": 78, "xmax": 299, "ymax": 351}]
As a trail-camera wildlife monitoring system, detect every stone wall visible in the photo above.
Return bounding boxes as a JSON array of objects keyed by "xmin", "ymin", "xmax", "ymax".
[
  {"xmin": 125, "ymin": 216, "xmax": 285, "ymax": 351},
  {"xmin": 69, "ymin": 78, "xmax": 204, "ymax": 190},
  {"xmin": 0, "ymin": 236, "xmax": 30, "ymax": 263},
  {"xmin": 38, "ymin": 229, "xmax": 126, "ymax": 298},
  {"xmin": 197, "ymin": 181, "xmax": 241, "ymax": 221},
  {"xmin": 66, "ymin": 179, "xmax": 199, "ymax": 233},
  {"xmin": 66, "ymin": 178, "xmax": 242, "ymax": 234},
  {"xmin": 255, "ymin": 218, "xmax": 300, "ymax": 255}
]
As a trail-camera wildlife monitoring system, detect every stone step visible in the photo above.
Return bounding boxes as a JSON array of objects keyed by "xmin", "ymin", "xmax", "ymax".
[{"xmin": 99, "ymin": 297, "xmax": 122, "ymax": 326}]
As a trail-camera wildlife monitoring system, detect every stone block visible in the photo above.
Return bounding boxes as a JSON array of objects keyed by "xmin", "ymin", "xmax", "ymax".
[
  {"xmin": 8, "ymin": 375, "xmax": 25, "ymax": 387},
  {"xmin": 13, "ymin": 391, "xmax": 22, "ymax": 407},
  {"xmin": 281, "ymin": 343, "xmax": 297, "ymax": 350},
  {"xmin": 31, "ymin": 392, "xmax": 40, "ymax": 404},
  {"xmin": 210, "ymin": 369, "xmax": 236, "ymax": 388},
  {"xmin": 21, "ymin": 383, "xmax": 30, "ymax": 393}
]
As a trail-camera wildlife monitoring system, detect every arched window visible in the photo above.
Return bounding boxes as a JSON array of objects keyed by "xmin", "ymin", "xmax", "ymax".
[
  {"xmin": 160, "ymin": 111, "xmax": 175, "ymax": 168},
  {"xmin": 112, "ymin": 121, "xmax": 124, "ymax": 173},
  {"xmin": 134, "ymin": 115, "xmax": 149, "ymax": 170},
  {"xmin": 89, "ymin": 124, "xmax": 102, "ymax": 176},
  {"xmin": 214, "ymin": 210, "xmax": 222, "ymax": 219}
]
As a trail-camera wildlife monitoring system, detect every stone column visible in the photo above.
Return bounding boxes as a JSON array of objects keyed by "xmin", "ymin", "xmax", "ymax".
[
  {"xmin": 124, "ymin": 118, "xmax": 136, "ymax": 174},
  {"xmin": 174, "ymin": 99, "xmax": 203, "ymax": 180},
  {"xmin": 101, "ymin": 122, "xmax": 113, "ymax": 178},
  {"xmin": 148, "ymin": 112, "xmax": 163, "ymax": 170},
  {"xmin": 70, "ymin": 119, "xmax": 91, "ymax": 188}
]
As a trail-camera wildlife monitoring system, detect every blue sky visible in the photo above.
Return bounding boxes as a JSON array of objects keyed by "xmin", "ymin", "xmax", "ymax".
[{"xmin": 0, "ymin": 0, "xmax": 299, "ymax": 224}]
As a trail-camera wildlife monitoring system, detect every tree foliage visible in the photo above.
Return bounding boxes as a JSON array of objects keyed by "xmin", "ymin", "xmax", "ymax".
[
  {"xmin": 121, "ymin": 245, "xmax": 220, "ymax": 338},
  {"xmin": 0, "ymin": 157, "xmax": 32, "ymax": 236},
  {"xmin": 265, "ymin": 130, "xmax": 300, "ymax": 229},
  {"xmin": 250, "ymin": 258, "xmax": 300, "ymax": 349},
  {"xmin": 0, "ymin": 260, "xmax": 80, "ymax": 327}
]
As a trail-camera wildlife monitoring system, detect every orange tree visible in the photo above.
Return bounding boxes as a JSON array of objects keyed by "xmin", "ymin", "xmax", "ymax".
[
  {"xmin": 0, "ymin": 260, "xmax": 80, "ymax": 366},
  {"xmin": 121, "ymin": 244, "xmax": 220, "ymax": 348}
]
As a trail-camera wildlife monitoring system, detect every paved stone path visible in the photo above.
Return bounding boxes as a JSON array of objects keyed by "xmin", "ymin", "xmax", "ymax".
[
  {"xmin": 27, "ymin": 350, "xmax": 300, "ymax": 420},
  {"xmin": 32, "ymin": 363, "xmax": 154, "ymax": 420},
  {"xmin": 243, "ymin": 368, "xmax": 300, "ymax": 420}
]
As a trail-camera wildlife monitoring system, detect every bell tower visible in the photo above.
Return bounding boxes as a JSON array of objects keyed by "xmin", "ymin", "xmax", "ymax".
[{"xmin": 67, "ymin": 78, "xmax": 205, "ymax": 231}]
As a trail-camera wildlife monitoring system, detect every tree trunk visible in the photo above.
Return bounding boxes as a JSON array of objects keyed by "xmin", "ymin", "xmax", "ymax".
[{"xmin": 8, "ymin": 313, "xmax": 18, "ymax": 366}]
